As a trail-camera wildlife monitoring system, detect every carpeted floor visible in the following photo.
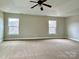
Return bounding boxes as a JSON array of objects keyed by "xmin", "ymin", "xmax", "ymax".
[{"xmin": 0, "ymin": 39, "xmax": 79, "ymax": 59}]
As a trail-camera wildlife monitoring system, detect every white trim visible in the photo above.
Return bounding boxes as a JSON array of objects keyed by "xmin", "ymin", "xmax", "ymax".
[
  {"xmin": 8, "ymin": 37, "xmax": 54, "ymax": 40},
  {"xmin": 7, "ymin": 37, "xmax": 66, "ymax": 40}
]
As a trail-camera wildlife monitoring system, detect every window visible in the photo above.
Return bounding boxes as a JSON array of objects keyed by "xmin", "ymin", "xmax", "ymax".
[
  {"xmin": 8, "ymin": 18, "xmax": 19, "ymax": 35},
  {"xmin": 48, "ymin": 20, "xmax": 56, "ymax": 34}
]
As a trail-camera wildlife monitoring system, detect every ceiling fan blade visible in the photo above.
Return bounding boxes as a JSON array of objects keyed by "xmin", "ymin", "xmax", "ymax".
[
  {"xmin": 30, "ymin": 1, "xmax": 37, "ymax": 3},
  {"xmin": 43, "ymin": 3, "xmax": 52, "ymax": 8},
  {"xmin": 39, "ymin": 0, "xmax": 47, "ymax": 2},
  {"xmin": 40, "ymin": 7, "xmax": 43, "ymax": 11},
  {"xmin": 42, "ymin": 0, "xmax": 47, "ymax": 2},
  {"xmin": 31, "ymin": 4, "xmax": 38, "ymax": 8}
]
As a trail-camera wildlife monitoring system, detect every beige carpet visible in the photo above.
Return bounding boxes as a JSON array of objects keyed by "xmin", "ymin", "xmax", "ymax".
[{"xmin": 0, "ymin": 39, "xmax": 79, "ymax": 59}]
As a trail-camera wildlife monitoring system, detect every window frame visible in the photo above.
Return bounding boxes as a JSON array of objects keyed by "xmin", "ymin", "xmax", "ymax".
[
  {"xmin": 48, "ymin": 20, "xmax": 56, "ymax": 34},
  {"xmin": 8, "ymin": 18, "xmax": 19, "ymax": 35}
]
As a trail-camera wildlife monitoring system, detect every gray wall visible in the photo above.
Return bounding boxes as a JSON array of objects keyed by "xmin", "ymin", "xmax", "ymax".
[
  {"xmin": 0, "ymin": 11, "xmax": 4, "ymax": 42},
  {"xmin": 66, "ymin": 16, "xmax": 79, "ymax": 41},
  {"xmin": 4, "ymin": 13, "xmax": 66, "ymax": 40}
]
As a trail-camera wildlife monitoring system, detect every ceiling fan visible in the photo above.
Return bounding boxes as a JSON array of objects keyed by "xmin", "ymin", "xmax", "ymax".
[{"xmin": 30, "ymin": 0, "xmax": 52, "ymax": 11}]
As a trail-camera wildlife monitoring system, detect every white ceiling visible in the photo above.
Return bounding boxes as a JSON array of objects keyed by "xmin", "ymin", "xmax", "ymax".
[{"xmin": 0, "ymin": 0, "xmax": 79, "ymax": 17}]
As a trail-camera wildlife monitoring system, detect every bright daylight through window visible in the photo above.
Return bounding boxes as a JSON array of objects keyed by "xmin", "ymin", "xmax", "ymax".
[
  {"xmin": 8, "ymin": 18, "xmax": 19, "ymax": 35},
  {"xmin": 49, "ymin": 20, "xmax": 56, "ymax": 34}
]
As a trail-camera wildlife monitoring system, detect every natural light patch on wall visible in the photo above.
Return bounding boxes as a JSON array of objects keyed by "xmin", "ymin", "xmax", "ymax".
[
  {"xmin": 66, "ymin": 16, "xmax": 79, "ymax": 41},
  {"xmin": 0, "ymin": 11, "xmax": 4, "ymax": 42}
]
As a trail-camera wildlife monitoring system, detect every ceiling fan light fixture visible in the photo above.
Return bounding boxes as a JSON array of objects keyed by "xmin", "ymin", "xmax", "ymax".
[{"xmin": 30, "ymin": 0, "xmax": 52, "ymax": 11}]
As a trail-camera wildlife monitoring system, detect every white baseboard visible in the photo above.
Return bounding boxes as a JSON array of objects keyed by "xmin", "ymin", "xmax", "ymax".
[{"xmin": 6, "ymin": 37, "xmax": 66, "ymax": 40}]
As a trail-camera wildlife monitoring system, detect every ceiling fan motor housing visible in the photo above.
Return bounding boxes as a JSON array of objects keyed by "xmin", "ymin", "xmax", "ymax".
[{"xmin": 38, "ymin": 1, "xmax": 43, "ymax": 5}]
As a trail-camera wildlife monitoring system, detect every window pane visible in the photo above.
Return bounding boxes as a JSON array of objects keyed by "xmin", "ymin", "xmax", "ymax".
[
  {"xmin": 8, "ymin": 18, "xmax": 19, "ymax": 35},
  {"xmin": 9, "ymin": 27, "xmax": 19, "ymax": 35},
  {"xmin": 49, "ymin": 20, "xmax": 56, "ymax": 27},
  {"xmin": 49, "ymin": 28, "xmax": 56, "ymax": 34},
  {"xmin": 8, "ymin": 18, "xmax": 19, "ymax": 26}
]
